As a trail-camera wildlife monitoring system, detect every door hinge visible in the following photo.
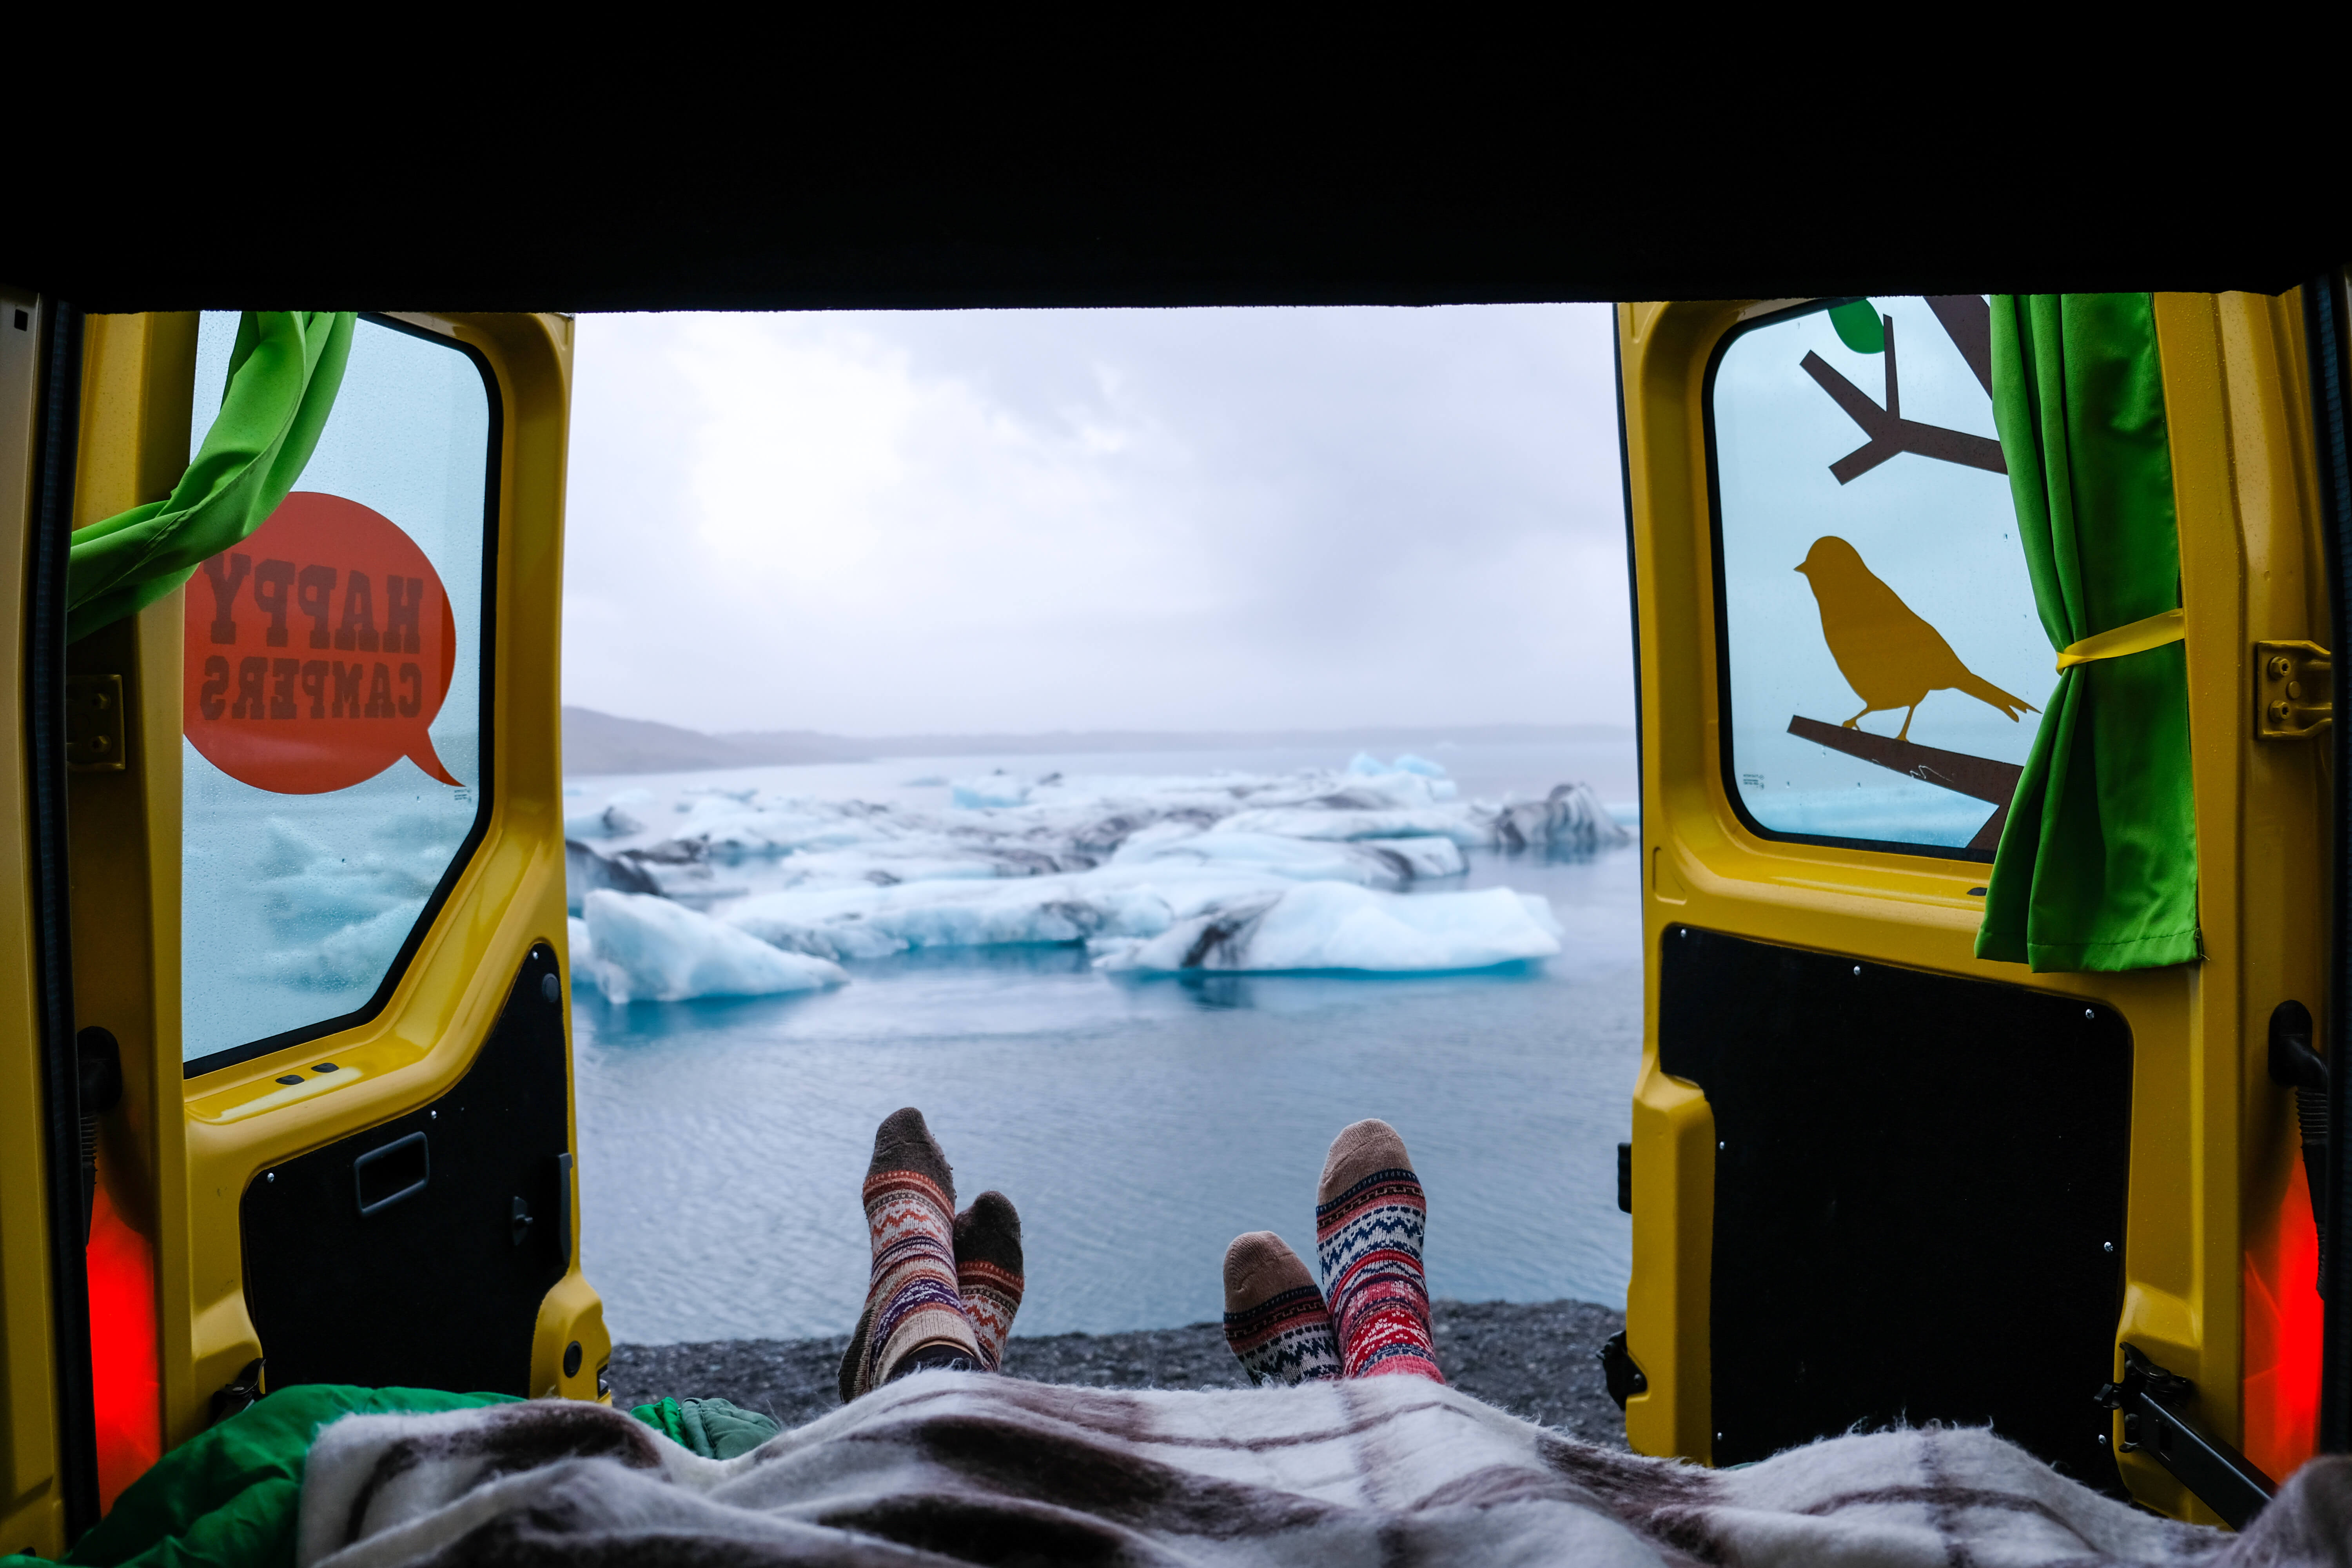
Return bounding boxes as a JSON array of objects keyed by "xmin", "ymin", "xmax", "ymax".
[
  {"xmin": 64, "ymin": 672, "xmax": 125, "ymax": 770},
  {"xmin": 2256, "ymin": 641, "xmax": 2332, "ymax": 739},
  {"xmin": 2096, "ymin": 1344, "xmax": 2274, "ymax": 1528}
]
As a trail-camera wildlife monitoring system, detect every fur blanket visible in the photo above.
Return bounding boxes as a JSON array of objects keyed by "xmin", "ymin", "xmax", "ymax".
[{"xmin": 297, "ymin": 1371, "xmax": 2352, "ymax": 1567}]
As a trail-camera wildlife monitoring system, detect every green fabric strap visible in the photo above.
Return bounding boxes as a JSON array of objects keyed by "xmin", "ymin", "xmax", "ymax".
[
  {"xmin": 65, "ymin": 312, "xmax": 354, "ymax": 644},
  {"xmin": 1975, "ymin": 293, "xmax": 2200, "ymax": 973}
]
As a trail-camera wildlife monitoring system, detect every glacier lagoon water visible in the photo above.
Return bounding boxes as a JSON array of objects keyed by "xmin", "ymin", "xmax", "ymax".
[{"xmin": 571, "ymin": 739, "xmax": 1641, "ymax": 1345}]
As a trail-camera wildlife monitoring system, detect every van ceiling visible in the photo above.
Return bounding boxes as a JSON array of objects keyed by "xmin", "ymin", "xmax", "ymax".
[{"xmin": 22, "ymin": 69, "xmax": 2346, "ymax": 312}]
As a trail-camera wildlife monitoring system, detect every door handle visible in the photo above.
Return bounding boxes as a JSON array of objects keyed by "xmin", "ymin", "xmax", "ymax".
[{"xmin": 353, "ymin": 1132, "xmax": 429, "ymax": 1218}]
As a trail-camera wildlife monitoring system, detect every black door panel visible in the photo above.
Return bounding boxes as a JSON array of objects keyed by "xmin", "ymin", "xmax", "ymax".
[
  {"xmin": 242, "ymin": 944, "xmax": 570, "ymax": 1395},
  {"xmin": 1659, "ymin": 925, "xmax": 2130, "ymax": 1488}
]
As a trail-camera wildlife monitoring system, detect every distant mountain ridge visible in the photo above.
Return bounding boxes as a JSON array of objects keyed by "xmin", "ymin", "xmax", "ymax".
[{"xmin": 561, "ymin": 706, "xmax": 1630, "ymax": 778}]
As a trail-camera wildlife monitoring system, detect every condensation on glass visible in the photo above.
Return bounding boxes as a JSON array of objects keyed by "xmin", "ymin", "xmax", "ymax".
[
  {"xmin": 1709, "ymin": 296, "xmax": 2051, "ymax": 859},
  {"xmin": 181, "ymin": 314, "xmax": 495, "ymax": 1069}
]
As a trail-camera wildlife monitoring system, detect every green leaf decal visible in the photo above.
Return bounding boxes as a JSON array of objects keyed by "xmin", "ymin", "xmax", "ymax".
[{"xmin": 1828, "ymin": 299, "xmax": 1885, "ymax": 354}]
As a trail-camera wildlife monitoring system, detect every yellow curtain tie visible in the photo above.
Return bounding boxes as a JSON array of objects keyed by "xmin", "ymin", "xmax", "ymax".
[{"xmin": 2055, "ymin": 607, "xmax": 2184, "ymax": 672}]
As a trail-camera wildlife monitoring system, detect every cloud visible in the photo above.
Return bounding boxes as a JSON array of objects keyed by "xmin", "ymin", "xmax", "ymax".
[{"xmin": 562, "ymin": 305, "xmax": 1627, "ymax": 735}]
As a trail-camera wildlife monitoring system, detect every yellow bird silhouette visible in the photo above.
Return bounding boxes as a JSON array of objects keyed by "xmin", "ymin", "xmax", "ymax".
[{"xmin": 1793, "ymin": 536, "xmax": 2036, "ymax": 742}]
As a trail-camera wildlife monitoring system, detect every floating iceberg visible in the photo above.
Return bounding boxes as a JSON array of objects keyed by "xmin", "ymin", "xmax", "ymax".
[
  {"xmin": 253, "ymin": 817, "xmax": 446, "ymax": 930},
  {"xmin": 1095, "ymin": 883, "xmax": 1564, "ymax": 975},
  {"xmin": 566, "ymin": 838, "xmax": 661, "ymax": 915},
  {"xmin": 1112, "ymin": 826, "xmax": 1462, "ymax": 887},
  {"xmin": 952, "ymin": 772, "xmax": 1032, "ymax": 808},
  {"xmin": 1488, "ymin": 783, "xmax": 1631, "ymax": 852},
  {"xmin": 263, "ymin": 904, "xmax": 428, "ymax": 988},
  {"xmin": 640, "ymin": 795, "xmax": 905, "ymax": 862},
  {"xmin": 566, "ymin": 802, "xmax": 646, "ymax": 839},
  {"xmin": 723, "ymin": 824, "xmax": 1479, "ymax": 965},
  {"xmin": 553, "ymin": 757, "xmax": 1630, "ymax": 989},
  {"xmin": 729, "ymin": 871, "xmax": 1187, "ymax": 962},
  {"xmin": 1344, "ymin": 752, "xmax": 1459, "ymax": 799},
  {"xmin": 1212, "ymin": 806, "xmax": 1487, "ymax": 847},
  {"xmin": 572, "ymin": 890, "xmax": 847, "ymax": 1003},
  {"xmin": 596, "ymin": 762, "xmax": 1533, "ymax": 880},
  {"xmin": 1361, "ymin": 837, "xmax": 1467, "ymax": 878}
]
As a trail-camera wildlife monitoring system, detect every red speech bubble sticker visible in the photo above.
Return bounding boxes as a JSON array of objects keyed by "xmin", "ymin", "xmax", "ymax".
[{"xmin": 183, "ymin": 492, "xmax": 463, "ymax": 795}]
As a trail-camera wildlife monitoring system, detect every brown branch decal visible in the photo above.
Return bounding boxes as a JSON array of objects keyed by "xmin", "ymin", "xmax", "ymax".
[
  {"xmin": 1786, "ymin": 715, "xmax": 2021, "ymax": 853},
  {"xmin": 1801, "ymin": 307, "xmax": 2006, "ymax": 484},
  {"xmin": 1923, "ymin": 294, "xmax": 1994, "ymax": 396}
]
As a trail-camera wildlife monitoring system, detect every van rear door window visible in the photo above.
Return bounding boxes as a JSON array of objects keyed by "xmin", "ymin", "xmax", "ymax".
[
  {"xmin": 1708, "ymin": 296, "xmax": 2051, "ymax": 859},
  {"xmin": 180, "ymin": 313, "xmax": 496, "ymax": 1073}
]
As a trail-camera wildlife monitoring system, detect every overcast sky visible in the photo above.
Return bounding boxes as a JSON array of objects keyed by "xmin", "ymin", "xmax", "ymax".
[{"xmin": 561, "ymin": 305, "xmax": 1629, "ymax": 737}]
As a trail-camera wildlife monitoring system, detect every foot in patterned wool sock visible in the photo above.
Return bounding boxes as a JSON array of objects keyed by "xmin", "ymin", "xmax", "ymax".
[
  {"xmin": 1221, "ymin": 1232, "xmax": 1342, "ymax": 1386},
  {"xmin": 836, "ymin": 1108, "xmax": 981, "ymax": 1402},
  {"xmin": 1316, "ymin": 1119, "xmax": 1443, "ymax": 1382},
  {"xmin": 953, "ymin": 1192, "xmax": 1024, "ymax": 1372}
]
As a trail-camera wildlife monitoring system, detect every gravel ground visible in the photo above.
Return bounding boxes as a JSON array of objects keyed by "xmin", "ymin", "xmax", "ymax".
[{"xmin": 607, "ymin": 1298, "xmax": 1627, "ymax": 1450}]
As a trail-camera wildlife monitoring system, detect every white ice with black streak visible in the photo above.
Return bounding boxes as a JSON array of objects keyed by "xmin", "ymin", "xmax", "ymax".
[
  {"xmin": 570, "ymin": 890, "xmax": 848, "ymax": 1003},
  {"xmin": 564, "ymin": 757, "xmax": 1628, "ymax": 997},
  {"xmin": 1093, "ymin": 883, "xmax": 1567, "ymax": 975}
]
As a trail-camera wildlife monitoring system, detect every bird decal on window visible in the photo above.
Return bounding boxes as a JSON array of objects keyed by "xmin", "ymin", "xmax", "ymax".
[{"xmin": 1794, "ymin": 535, "xmax": 2037, "ymax": 742}]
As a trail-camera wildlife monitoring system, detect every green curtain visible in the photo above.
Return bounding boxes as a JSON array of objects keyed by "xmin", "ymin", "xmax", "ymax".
[
  {"xmin": 65, "ymin": 311, "xmax": 354, "ymax": 644},
  {"xmin": 1975, "ymin": 294, "xmax": 2200, "ymax": 973}
]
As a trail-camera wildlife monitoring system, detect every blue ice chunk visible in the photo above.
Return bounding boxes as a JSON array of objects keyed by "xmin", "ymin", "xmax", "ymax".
[
  {"xmin": 1099, "ymin": 883, "xmax": 1563, "ymax": 975},
  {"xmin": 574, "ymin": 890, "xmax": 847, "ymax": 1003},
  {"xmin": 952, "ymin": 772, "xmax": 1032, "ymax": 808}
]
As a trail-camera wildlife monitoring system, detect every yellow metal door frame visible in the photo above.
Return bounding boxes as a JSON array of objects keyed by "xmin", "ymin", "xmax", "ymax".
[
  {"xmin": 52, "ymin": 309, "xmax": 608, "ymax": 1499},
  {"xmin": 0, "ymin": 289, "xmax": 83, "ymax": 1558},
  {"xmin": 1619, "ymin": 292, "xmax": 2330, "ymax": 1521}
]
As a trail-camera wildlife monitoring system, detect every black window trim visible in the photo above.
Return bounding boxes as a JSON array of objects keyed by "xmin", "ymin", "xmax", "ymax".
[{"xmin": 184, "ymin": 310, "xmax": 503, "ymax": 1079}]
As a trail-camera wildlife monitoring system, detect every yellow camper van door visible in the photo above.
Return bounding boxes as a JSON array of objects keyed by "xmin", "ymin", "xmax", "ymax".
[
  {"xmin": 1615, "ymin": 294, "xmax": 2332, "ymax": 1524},
  {"xmin": 58, "ymin": 310, "xmax": 606, "ymax": 1518}
]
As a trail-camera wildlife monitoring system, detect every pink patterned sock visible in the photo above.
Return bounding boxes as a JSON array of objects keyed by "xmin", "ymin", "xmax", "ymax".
[{"xmin": 1315, "ymin": 1120, "xmax": 1443, "ymax": 1382}]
